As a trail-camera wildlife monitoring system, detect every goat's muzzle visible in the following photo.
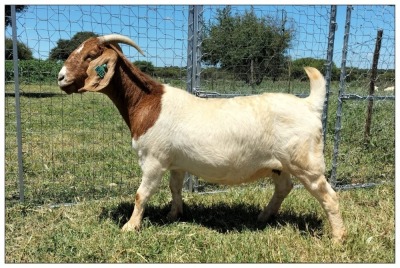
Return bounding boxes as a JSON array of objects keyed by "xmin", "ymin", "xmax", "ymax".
[
  {"xmin": 58, "ymin": 79, "xmax": 75, "ymax": 95},
  {"xmin": 58, "ymin": 67, "xmax": 79, "ymax": 94}
]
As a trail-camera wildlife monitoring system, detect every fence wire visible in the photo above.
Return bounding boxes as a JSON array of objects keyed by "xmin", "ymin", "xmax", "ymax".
[
  {"xmin": 5, "ymin": 5, "xmax": 189, "ymax": 204},
  {"xmin": 198, "ymin": 5, "xmax": 332, "ymax": 96},
  {"xmin": 4, "ymin": 5, "xmax": 395, "ymax": 205},
  {"xmin": 330, "ymin": 5, "xmax": 395, "ymax": 186}
]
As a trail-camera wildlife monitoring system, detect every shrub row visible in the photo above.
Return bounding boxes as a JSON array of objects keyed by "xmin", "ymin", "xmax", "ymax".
[
  {"xmin": 5, "ymin": 60, "xmax": 63, "ymax": 84},
  {"xmin": 5, "ymin": 60, "xmax": 394, "ymax": 85}
]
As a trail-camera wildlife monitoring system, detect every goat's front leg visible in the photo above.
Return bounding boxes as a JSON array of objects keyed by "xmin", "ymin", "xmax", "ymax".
[
  {"xmin": 122, "ymin": 158, "xmax": 165, "ymax": 232},
  {"xmin": 167, "ymin": 170, "xmax": 185, "ymax": 221},
  {"xmin": 258, "ymin": 171, "xmax": 293, "ymax": 222}
]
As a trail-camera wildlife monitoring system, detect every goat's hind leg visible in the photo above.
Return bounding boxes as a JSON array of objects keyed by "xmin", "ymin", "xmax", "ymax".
[
  {"xmin": 297, "ymin": 173, "xmax": 346, "ymax": 243},
  {"xmin": 167, "ymin": 170, "xmax": 185, "ymax": 221},
  {"xmin": 258, "ymin": 171, "xmax": 293, "ymax": 222}
]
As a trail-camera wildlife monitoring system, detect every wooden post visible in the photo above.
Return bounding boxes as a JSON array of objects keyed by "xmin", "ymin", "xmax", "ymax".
[{"xmin": 364, "ymin": 29, "xmax": 383, "ymax": 145}]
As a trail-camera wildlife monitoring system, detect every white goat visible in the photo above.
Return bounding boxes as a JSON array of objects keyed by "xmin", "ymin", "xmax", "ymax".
[
  {"xmin": 58, "ymin": 34, "xmax": 346, "ymax": 242},
  {"xmin": 383, "ymin": 86, "xmax": 395, "ymax": 92}
]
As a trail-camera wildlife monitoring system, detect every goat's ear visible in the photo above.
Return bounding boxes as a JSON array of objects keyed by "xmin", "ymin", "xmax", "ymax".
[{"xmin": 80, "ymin": 49, "xmax": 118, "ymax": 92}]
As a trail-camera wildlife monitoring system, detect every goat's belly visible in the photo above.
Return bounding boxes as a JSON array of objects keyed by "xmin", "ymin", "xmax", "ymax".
[
  {"xmin": 200, "ymin": 167, "xmax": 275, "ymax": 185},
  {"xmin": 169, "ymin": 157, "xmax": 280, "ymax": 185}
]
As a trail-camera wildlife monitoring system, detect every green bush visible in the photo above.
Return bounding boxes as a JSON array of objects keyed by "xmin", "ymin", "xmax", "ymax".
[
  {"xmin": 154, "ymin": 66, "xmax": 186, "ymax": 79},
  {"xmin": 5, "ymin": 60, "xmax": 63, "ymax": 84}
]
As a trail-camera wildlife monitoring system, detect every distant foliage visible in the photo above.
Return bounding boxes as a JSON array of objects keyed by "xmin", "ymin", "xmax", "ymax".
[
  {"xmin": 290, "ymin": 57, "xmax": 341, "ymax": 81},
  {"xmin": 134, "ymin": 61, "xmax": 186, "ymax": 80},
  {"xmin": 154, "ymin": 66, "xmax": 186, "ymax": 79},
  {"xmin": 5, "ymin": 60, "xmax": 63, "ymax": 83},
  {"xmin": 49, "ymin": 32, "xmax": 98, "ymax": 60},
  {"xmin": 202, "ymin": 7, "xmax": 293, "ymax": 86},
  {"xmin": 5, "ymin": 37, "xmax": 33, "ymax": 60},
  {"xmin": 5, "ymin": 5, "xmax": 28, "ymax": 28},
  {"xmin": 344, "ymin": 68, "xmax": 395, "ymax": 84},
  {"xmin": 133, "ymin": 61, "xmax": 155, "ymax": 75}
]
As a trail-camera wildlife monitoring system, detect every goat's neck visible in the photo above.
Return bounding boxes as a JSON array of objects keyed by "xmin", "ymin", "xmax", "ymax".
[{"xmin": 103, "ymin": 62, "xmax": 164, "ymax": 139}]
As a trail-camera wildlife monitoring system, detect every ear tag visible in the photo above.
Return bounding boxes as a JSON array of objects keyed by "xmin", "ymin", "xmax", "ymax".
[{"xmin": 94, "ymin": 64, "xmax": 108, "ymax": 79}]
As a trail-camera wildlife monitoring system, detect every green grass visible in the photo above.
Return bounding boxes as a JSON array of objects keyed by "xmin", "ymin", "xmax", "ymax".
[
  {"xmin": 325, "ymin": 99, "xmax": 395, "ymax": 184},
  {"xmin": 5, "ymin": 183, "xmax": 395, "ymax": 263},
  {"xmin": 4, "ymin": 79, "xmax": 395, "ymax": 262},
  {"xmin": 5, "ymin": 82, "xmax": 140, "ymax": 204}
]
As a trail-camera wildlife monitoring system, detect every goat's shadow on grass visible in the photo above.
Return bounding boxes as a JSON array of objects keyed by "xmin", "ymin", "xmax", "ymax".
[
  {"xmin": 5, "ymin": 92, "xmax": 63, "ymax": 98},
  {"xmin": 99, "ymin": 201, "xmax": 323, "ymax": 237}
]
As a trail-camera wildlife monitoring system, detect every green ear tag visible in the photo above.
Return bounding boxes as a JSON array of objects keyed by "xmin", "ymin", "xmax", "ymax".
[{"xmin": 95, "ymin": 64, "xmax": 107, "ymax": 78}]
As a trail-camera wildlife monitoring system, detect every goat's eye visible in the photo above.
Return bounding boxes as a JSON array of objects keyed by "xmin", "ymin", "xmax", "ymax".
[{"xmin": 85, "ymin": 50, "xmax": 99, "ymax": 62}]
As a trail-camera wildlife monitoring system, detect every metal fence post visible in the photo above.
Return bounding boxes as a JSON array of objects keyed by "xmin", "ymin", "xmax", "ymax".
[
  {"xmin": 184, "ymin": 5, "xmax": 203, "ymax": 192},
  {"xmin": 11, "ymin": 5, "xmax": 25, "ymax": 202},
  {"xmin": 186, "ymin": 5, "xmax": 203, "ymax": 93},
  {"xmin": 186, "ymin": 5, "xmax": 195, "ymax": 95},
  {"xmin": 322, "ymin": 5, "xmax": 337, "ymax": 149},
  {"xmin": 195, "ymin": 5, "xmax": 203, "ymax": 93},
  {"xmin": 330, "ymin": 5, "xmax": 352, "ymax": 187}
]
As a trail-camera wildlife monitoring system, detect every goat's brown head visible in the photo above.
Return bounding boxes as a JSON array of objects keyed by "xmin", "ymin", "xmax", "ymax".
[{"xmin": 58, "ymin": 34, "xmax": 144, "ymax": 94}]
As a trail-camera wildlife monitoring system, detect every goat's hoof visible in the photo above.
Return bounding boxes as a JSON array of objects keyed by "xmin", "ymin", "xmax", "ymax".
[
  {"xmin": 332, "ymin": 229, "xmax": 347, "ymax": 244},
  {"xmin": 332, "ymin": 236, "xmax": 345, "ymax": 244},
  {"xmin": 257, "ymin": 211, "xmax": 274, "ymax": 223},
  {"xmin": 166, "ymin": 211, "xmax": 182, "ymax": 222},
  {"xmin": 121, "ymin": 222, "xmax": 140, "ymax": 232}
]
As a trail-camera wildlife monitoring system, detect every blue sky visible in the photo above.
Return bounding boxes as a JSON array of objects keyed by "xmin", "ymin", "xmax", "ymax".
[{"xmin": 5, "ymin": 5, "xmax": 395, "ymax": 69}]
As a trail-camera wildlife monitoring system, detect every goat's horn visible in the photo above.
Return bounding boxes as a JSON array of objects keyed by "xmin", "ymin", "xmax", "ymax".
[{"xmin": 98, "ymin": 34, "xmax": 145, "ymax": 56}]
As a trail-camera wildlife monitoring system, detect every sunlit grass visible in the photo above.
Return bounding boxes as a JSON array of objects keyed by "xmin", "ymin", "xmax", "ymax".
[{"xmin": 5, "ymin": 183, "xmax": 394, "ymax": 263}]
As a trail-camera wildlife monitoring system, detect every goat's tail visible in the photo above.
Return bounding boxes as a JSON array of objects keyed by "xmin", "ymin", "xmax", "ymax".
[{"xmin": 304, "ymin": 66, "xmax": 326, "ymax": 113}]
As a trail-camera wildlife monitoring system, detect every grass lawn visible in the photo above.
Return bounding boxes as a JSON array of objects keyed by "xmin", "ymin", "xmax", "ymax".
[{"xmin": 5, "ymin": 182, "xmax": 395, "ymax": 263}]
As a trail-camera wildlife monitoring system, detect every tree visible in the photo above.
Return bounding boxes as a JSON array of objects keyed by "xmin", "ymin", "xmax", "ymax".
[
  {"xmin": 5, "ymin": 5, "xmax": 28, "ymax": 28},
  {"xmin": 5, "ymin": 37, "xmax": 33, "ymax": 60},
  {"xmin": 133, "ymin": 60, "xmax": 155, "ymax": 75},
  {"xmin": 49, "ymin": 32, "xmax": 98, "ymax": 60},
  {"xmin": 202, "ymin": 7, "xmax": 293, "ymax": 86}
]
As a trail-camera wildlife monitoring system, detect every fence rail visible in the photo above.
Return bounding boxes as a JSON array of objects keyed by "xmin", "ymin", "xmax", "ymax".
[{"xmin": 5, "ymin": 5, "xmax": 395, "ymax": 204}]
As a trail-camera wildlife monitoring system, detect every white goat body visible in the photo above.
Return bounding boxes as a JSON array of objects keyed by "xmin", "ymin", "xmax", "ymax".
[
  {"xmin": 58, "ymin": 34, "xmax": 346, "ymax": 242},
  {"xmin": 139, "ymin": 85, "xmax": 324, "ymax": 185},
  {"xmin": 383, "ymin": 86, "xmax": 395, "ymax": 91}
]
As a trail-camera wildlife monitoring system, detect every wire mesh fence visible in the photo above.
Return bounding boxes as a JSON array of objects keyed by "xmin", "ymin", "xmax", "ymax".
[
  {"xmin": 329, "ymin": 5, "xmax": 395, "ymax": 187},
  {"xmin": 198, "ymin": 5, "xmax": 333, "ymax": 96},
  {"xmin": 4, "ymin": 5, "xmax": 395, "ymax": 205},
  {"xmin": 5, "ymin": 5, "xmax": 190, "ymax": 204}
]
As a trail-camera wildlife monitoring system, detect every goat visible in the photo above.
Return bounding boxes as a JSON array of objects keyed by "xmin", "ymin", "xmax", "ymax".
[
  {"xmin": 383, "ymin": 86, "xmax": 395, "ymax": 92},
  {"xmin": 58, "ymin": 34, "xmax": 346, "ymax": 242}
]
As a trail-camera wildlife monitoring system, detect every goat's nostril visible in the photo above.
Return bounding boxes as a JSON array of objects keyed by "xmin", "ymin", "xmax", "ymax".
[{"xmin": 58, "ymin": 66, "xmax": 68, "ymax": 82}]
